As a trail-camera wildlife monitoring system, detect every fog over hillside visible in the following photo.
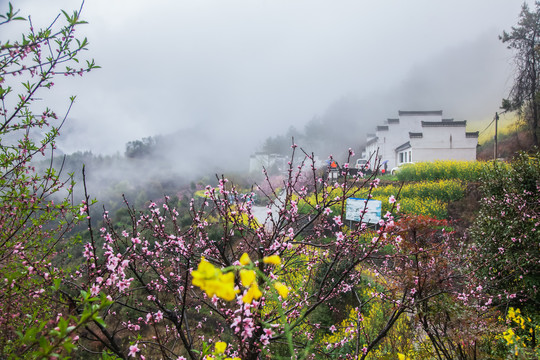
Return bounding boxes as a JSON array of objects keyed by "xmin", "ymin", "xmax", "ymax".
[{"xmin": 11, "ymin": 0, "xmax": 523, "ymax": 181}]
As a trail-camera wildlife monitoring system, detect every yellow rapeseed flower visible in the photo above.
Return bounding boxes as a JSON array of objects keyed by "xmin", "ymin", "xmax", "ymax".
[
  {"xmin": 217, "ymin": 272, "xmax": 238, "ymax": 301},
  {"xmin": 191, "ymin": 258, "xmax": 239, "ymax": 301},
  {"xmin": 274, "ymin": 282, "xmax": 289, "ymax": 298},
  {"xmin": 192, "ymin": 257, "xmax": 220, "ymax": 289},
  {"xmin": 240, "ymin": 269, "xmax": 256, "ymax": 287},
  {"xmin": 239, "ymin": 252, "xmax": 251, "ymax": 265},
  {"xmin": 242, "ymin": 283, "xmax": 262, "ymax": 303},
  {"xmin": 263, "ymin": 255, "xmax": 281, "ymax": 265},
  {"xmin": 503, "ymin": 329, "xmax": 515, "ymax": 345},
  {"xmin": 215, "ymin": 341, "xmax": 227, "ymax": 354}
]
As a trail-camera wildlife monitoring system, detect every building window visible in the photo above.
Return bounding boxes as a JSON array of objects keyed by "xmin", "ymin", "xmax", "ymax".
[{"xmin": 399, "ymin": 151, "xmax": 412, "ymax": 164}]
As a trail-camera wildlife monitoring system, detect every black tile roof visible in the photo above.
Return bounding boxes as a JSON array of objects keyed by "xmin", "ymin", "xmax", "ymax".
[
  {"xmin": 399, "ymin": 110, "xmax": 443, "ymax": 116},
  {"xmin": 421, "ymin": 120, "xmax": 467, "ymax": 127},
  {"xmin": 395, "ymin": 141, "xmax": 411, "ymax": 152}
]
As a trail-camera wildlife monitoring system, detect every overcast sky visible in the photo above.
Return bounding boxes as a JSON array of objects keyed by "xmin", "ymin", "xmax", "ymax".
[{"xmin": 6, "ymin": 0, "xmax": 532, "ymax": 159}]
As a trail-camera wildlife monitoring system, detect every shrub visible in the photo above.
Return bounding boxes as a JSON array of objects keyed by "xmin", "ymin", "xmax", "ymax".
[{"xmin": 469, "ymin": 149, "xmax": 540, "ymax": 308}]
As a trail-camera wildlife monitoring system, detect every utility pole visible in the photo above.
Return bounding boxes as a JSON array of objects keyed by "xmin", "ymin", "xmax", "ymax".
[{"xmin": 494, "ymin": 112, "xmax": 499, "ymax": 160}]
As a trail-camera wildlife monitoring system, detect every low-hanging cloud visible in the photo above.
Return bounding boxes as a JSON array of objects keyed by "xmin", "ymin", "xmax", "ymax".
[{"xmin": 9, "ymin": 0, "xmax": 523, "ymax": 174}]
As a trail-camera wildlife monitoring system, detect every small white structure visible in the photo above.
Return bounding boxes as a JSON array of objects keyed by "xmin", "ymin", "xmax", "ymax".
[
  {"xmin": 362, "ymin": 110, "xmax": 478, "ymax": 170},
  {"xmin": 249, "ymin": 153, "xmax": 326, "ymax": 174}
]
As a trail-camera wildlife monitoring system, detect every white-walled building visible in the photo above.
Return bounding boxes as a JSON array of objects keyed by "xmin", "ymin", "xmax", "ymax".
[{"xmin": 362, "ymin": 110, "xmax": 478, "ymax": 170}]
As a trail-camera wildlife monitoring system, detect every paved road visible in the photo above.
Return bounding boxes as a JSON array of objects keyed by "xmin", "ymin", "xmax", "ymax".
[{"xmin": 250, "ymin": 192, "xmax": 285, "ymax": 228}]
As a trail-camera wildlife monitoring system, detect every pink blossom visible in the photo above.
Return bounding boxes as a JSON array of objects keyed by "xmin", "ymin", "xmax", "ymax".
[
  {"xmin": 128, "ymin": 344, "xmax": 140, "ymax": 357},
  {"xmin": 329, "ymin": 325, "xmax": 337, "ymax": 333},
  {"xmin": 106, "ymin": 257, "xmax": 119, "ymax": 271},
  {"xmin": 117, "ymin": 279, "xmax": 132, "ymax": 292},
  {"xmin": 90, "ymin": 284, "xmax": 100, "ymax": 297},
  {"xmin": 260, "ymin": 334, "xmax": 270, "ymax": 345},
  {"xmin": 389, "ymin": 195, "xmax": 396, "ymax": 204},
  {"xmin": 287, "ymin": 227, "xmax": 295, "ymax": 238}
]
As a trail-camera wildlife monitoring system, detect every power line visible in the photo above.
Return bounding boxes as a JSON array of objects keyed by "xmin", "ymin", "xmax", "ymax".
[{"xmin": 479, "ymin": 116, "xmax": 496, "ymax": 135}]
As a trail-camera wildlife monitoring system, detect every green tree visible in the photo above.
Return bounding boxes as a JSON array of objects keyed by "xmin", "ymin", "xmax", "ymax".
[
  {"xmin": 125, "ymin": 136, "xmax": 157, "ymax": 158},
  {"xmin": 501, "ymin": 1, "xmax": 540, "ymax": 146},
  {"xmin": 0, "ymin": 2, "xmax": 108, "ymax": 358}
]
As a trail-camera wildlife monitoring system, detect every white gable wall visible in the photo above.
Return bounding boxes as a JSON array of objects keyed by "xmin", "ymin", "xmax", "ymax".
[
  {"xmin": 385, "ymin": 116, "xmax": 424, "ymax": 168},
  {"xmin": 410, "ymin": 125, "xmax": 477, "ymax": 162},
  {"xmin": 362, "ymin": 111, "xmax": 478, "ymax": 170}
]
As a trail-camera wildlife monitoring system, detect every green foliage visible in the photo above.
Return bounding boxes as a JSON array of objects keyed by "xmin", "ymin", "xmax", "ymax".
[
  {"xmin": 470, "ymin": 149, "xmax": 540, "ymax": 307},
  {"xmin": 16, "ymin": 291, "xmax": 112, "ymax": 360}
]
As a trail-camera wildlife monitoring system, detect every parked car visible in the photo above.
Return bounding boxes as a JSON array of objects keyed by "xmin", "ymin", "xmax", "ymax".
[{"xmin": 355, "ymin": 158, "xmax": 371, "ymax": 173}]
